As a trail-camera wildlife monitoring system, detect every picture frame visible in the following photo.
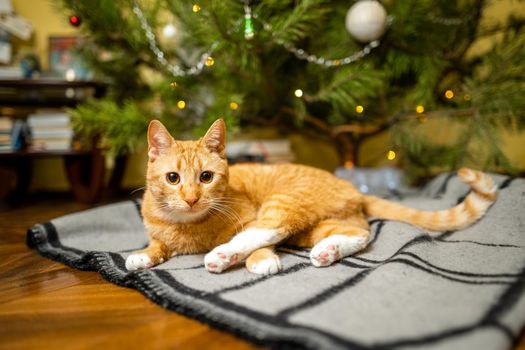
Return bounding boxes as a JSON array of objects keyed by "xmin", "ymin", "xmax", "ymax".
[{"xmin": 48, "ymin": 36, "xmax": 91, "ymax": 80}]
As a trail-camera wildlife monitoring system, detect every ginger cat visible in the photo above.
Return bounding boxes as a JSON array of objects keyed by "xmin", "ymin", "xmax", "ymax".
[{"xmin": 125, "ymin": 119, "xmax": 497, "ymax": 275}]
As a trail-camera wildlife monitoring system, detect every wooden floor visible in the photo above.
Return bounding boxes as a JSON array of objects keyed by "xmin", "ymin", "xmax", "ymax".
[
  {"xmin": 0, "ymin": 196, "xmax": 258, "ymax": 350},
  {"xmin": 1, "ymin": 195, "xmax": 524, "ymax": 350}
]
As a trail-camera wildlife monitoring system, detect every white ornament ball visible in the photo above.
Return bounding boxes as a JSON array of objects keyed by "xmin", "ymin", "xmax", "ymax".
[{"xmin": 345, "ymin": 1, "xmax": 387, "ymax": 43}]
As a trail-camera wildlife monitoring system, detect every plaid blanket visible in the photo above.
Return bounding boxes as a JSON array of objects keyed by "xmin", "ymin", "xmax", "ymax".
[{"xmin": 27, "ymin": 173, "xmax": 525, "ymax": 350}]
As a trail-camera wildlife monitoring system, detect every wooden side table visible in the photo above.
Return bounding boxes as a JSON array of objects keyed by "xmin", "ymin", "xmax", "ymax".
[
  {"xmin": 0, "ymin": 149, "xmax": 105, "ymax": 203},
  {"xmin": 0, "ymin": 78, "xmax": 118, "ymax": 204}
]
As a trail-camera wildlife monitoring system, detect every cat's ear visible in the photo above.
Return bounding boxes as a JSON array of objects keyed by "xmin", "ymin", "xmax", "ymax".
[
  {"xmin": 148, "ymin": 120, "xmax": 173, "ymax": 160},
  {"xmin": 201, "ymin": 118, "xmax": 226, "ymax": 156}
]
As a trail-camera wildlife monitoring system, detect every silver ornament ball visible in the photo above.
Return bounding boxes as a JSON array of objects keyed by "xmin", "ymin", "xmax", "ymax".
[{"xmin": 345, "ymin": 0, "xmax": 387, "ymax": 43}]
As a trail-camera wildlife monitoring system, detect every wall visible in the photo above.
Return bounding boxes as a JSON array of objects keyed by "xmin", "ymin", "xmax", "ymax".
[
  {"xmin": 12, "ymin": 0, "xmax": 75, "ymax": 70},
  {"xmin": 10, "ymin": 0, "xmax": 525, "ymax": 192}
]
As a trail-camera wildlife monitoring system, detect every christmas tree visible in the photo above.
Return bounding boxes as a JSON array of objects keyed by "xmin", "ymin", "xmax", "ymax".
[{"xmin": 56, "ymin": 0, "xmax": 525, "ymax": 180}]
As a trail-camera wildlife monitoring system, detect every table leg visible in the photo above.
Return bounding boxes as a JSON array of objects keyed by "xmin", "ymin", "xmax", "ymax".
[{"xmin": 64, "ymin": 150, "xmax": 105, "ymax": 204}]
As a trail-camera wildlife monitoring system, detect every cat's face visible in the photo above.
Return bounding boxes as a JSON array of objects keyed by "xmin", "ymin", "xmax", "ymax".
[{"xmin": 146, "ymin": 119, "xmax": 229, "ymax": 222}]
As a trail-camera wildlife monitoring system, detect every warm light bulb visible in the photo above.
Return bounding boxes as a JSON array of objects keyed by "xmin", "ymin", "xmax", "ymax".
[
  {"xmin": 445, "ymin": 90, "xmax": 454, "ymax": 99},
  {"xmin": 162, "ymin": 23, "xmax": 177, "ymax": 38},
  {"xmin": 177, "ymin": 100, "xmax": 186, "ymax": 109},
  {"xmin": 416, "ymin": 105, "xmax": 425, "ymax": 114},
  {"xmin": 170, "ymin": 82, "xmax": 177, "ymax": 88},
  {"xmin": 355, "ymin": 105, "xmax": 364, "ymax": 114},
  {"xmin": 192, "ymin": 4, "xmax": 201, "ymax": 12},
  {"xmin": 205, "ymin": 56, "xmax": 214, "ymax": 66},
  {"xmin": 294, "ymin": 89, "xmax": 303, "ymax": 98},
  {"xmin": 230, "ymin": 102, "xmax": 239, "ymax": 110},
  {"xmin": 387, "ymin": 150, "xmax": 396, "ymax": 160}
]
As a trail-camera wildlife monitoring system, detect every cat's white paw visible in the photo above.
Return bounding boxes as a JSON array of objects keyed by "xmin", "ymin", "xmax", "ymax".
[
  {"xmin": 310, "ymin": 234, "xmax": 368, "ymax": 267},
  {"xmin": 247, "ymin": 256, "xmax": 282, "ymax": 275},
  {"xmin": 310, "ymin": 241, "xmax": 340, "ymax": 267},
  {"xmin": 204, "ymin": 245, "xmax": 239, "ymax": 273},
  {"xmin": 126, "ymin": 253, "xmax": 153, "ymax": 271}
]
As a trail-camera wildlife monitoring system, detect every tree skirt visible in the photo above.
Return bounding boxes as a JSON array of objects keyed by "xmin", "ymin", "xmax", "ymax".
[{"xmin": 26, "ymin": 173, "xmax": 525, "ymax": 350}]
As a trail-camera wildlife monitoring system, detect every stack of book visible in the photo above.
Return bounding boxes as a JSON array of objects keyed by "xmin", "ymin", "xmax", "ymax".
[
  {"xmin": 28, "ymin": 111, "xmax": 73, "ymax": 151},
  {"xmin": 226, "ymin": 139, "xmax": 295, "ymax": 164},
  {"xmin": 0, "ymin": 117, "xmax": 13, "ymax": 152}
]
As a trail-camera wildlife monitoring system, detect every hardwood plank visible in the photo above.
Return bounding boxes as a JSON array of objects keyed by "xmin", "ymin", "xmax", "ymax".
[
  {"xmin": 0, "ymin": 197, "xmax": 260, "ymax": 350},
  {"xmin": 517, "ymin": 328, "xmax": 525, "ymax": 350}
]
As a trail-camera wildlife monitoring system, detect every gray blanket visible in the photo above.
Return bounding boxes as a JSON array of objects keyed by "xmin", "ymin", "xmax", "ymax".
[{"xmin": 27, "ymin": 173, "xmax": 525, "ymax": 350}]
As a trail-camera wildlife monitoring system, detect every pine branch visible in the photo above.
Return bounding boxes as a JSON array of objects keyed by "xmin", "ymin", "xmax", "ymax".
[{"xmin": 264, "ymin": 0, "xmax": 330, "ymax": 44}]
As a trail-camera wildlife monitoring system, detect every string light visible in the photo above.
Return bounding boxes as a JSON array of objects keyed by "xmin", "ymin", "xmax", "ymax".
[
  {"xmin": 177, "ymin": 100, "xmax": 186, "ymax": 109},
  {"xmin": 132, "ymin": 1, "xmax": 218, "ymax": 77},
  {"xmin": 230, "ymin": 102, "xmax": 239, "ymax": 110},
  {"xmin": 133, "ymin": 1, "xmax": 380, "ymax": 78},
  {"xmin": 170, "ymin": 82, "xmax": 177, "ymax": 88},
  {"xmin": 243, "ymin": 4, "xmax": 255, "ymax": 40},
  {"xmin": 355, "ymin": 105, "xmax": 364, "ymax": 114},
  {"xmin": 205, "ymin": 56, "xmax": 214, "ymax": 66},
  {"xmin": 134, "ymin": 4, "xmax": 465, "ymax": 80},
  {"xmin": 294, "ymin": 89, "xmax": 303, "ymax": 98},
  {"xmin": 416, "ymin": 105, "xmax": 425, "ymax": 114},
  {"xmin": 445, "ymin": 90, "xmax": 454, "ymax": 99},
  {"xmin": 162, "ymin": 23, "xmax": 177, "ymax": 38},
  {"xmin": 387, "ymin": 150, "xmax": 396, "ymax": 160},
  {"xmin": 274, "ymin": 36, "xmax": 380, "ymax": 67}
]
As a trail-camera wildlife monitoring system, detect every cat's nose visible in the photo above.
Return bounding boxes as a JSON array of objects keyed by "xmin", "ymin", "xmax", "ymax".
[{"xmin": 184, "ymin": 197, "xmax": 199, "ymax": 207}]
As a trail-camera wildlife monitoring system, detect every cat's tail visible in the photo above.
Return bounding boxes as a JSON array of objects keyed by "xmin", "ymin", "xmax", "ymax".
[{"xmin": 363, "ymin": 168, "xmax": 497, "ymax": 231}]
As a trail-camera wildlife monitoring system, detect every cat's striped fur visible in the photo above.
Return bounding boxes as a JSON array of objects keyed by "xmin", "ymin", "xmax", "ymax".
[{"xmin": 125, "ymin": 119, "xmax": 497, "ymax": 275}]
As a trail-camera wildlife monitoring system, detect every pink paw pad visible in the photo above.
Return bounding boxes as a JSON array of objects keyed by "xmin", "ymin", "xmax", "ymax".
[
  {"xmin": 204, "ymin": 250, "xmax": 240, "ymax": 273},
  {"xmin": 311, "ymin": 244, "xmax": 341, "ymax": 267}
]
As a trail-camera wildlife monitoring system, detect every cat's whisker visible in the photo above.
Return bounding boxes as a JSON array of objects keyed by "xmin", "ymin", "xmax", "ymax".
[
  {"xmin": 208, "ymin": 203, "xmax": 237, "ymax": 223},
  {"xmin": 208, "ymin": 206, "xmax": 238, "ymax": 229},
  {"xmin": 209, "ymin": 209, "xmax": 234, "ymax": 228},
  {"xmin": 201, "ymin": 197, "xmax": 237, "ymax": 204},
  {"xmin": 211, "ymin": 200, "xmax": 246, "ymax": 212},
  {"xmin": 149, "ymin": 198, "xmax": 187, "ymax": 211},
  {"xmin": 214, "ymin": 197, "xmax": 245, "ymax": 204},
  {"xmin": 130, "ymin": 186, "xmax": 146, "ymax": 195},
  {"xmin": 156, "ymin": 204, "xmax": 172, "ymax": 211},
  {"xmin": 208, "ymin": 203, "xmax": 244, "ymax": 231},
  {"xmin": 213, "ymin": 205, "xmax": 244, "ymax": 231}
]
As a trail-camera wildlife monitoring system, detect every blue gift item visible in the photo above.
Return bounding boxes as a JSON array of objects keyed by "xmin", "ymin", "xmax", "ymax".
[{"xmin": 335, "ymin": 166, "xmax": 409, "ymax": 196}]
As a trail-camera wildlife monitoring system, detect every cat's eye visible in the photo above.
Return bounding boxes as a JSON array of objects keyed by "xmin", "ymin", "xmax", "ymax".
[
  {"xmin": 166, "ymin": 172, "xmax": 180, "ymax": 185},
  {"xmin": 200, "ymin": 171, "xmax": 214, "ymax": 183}
]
